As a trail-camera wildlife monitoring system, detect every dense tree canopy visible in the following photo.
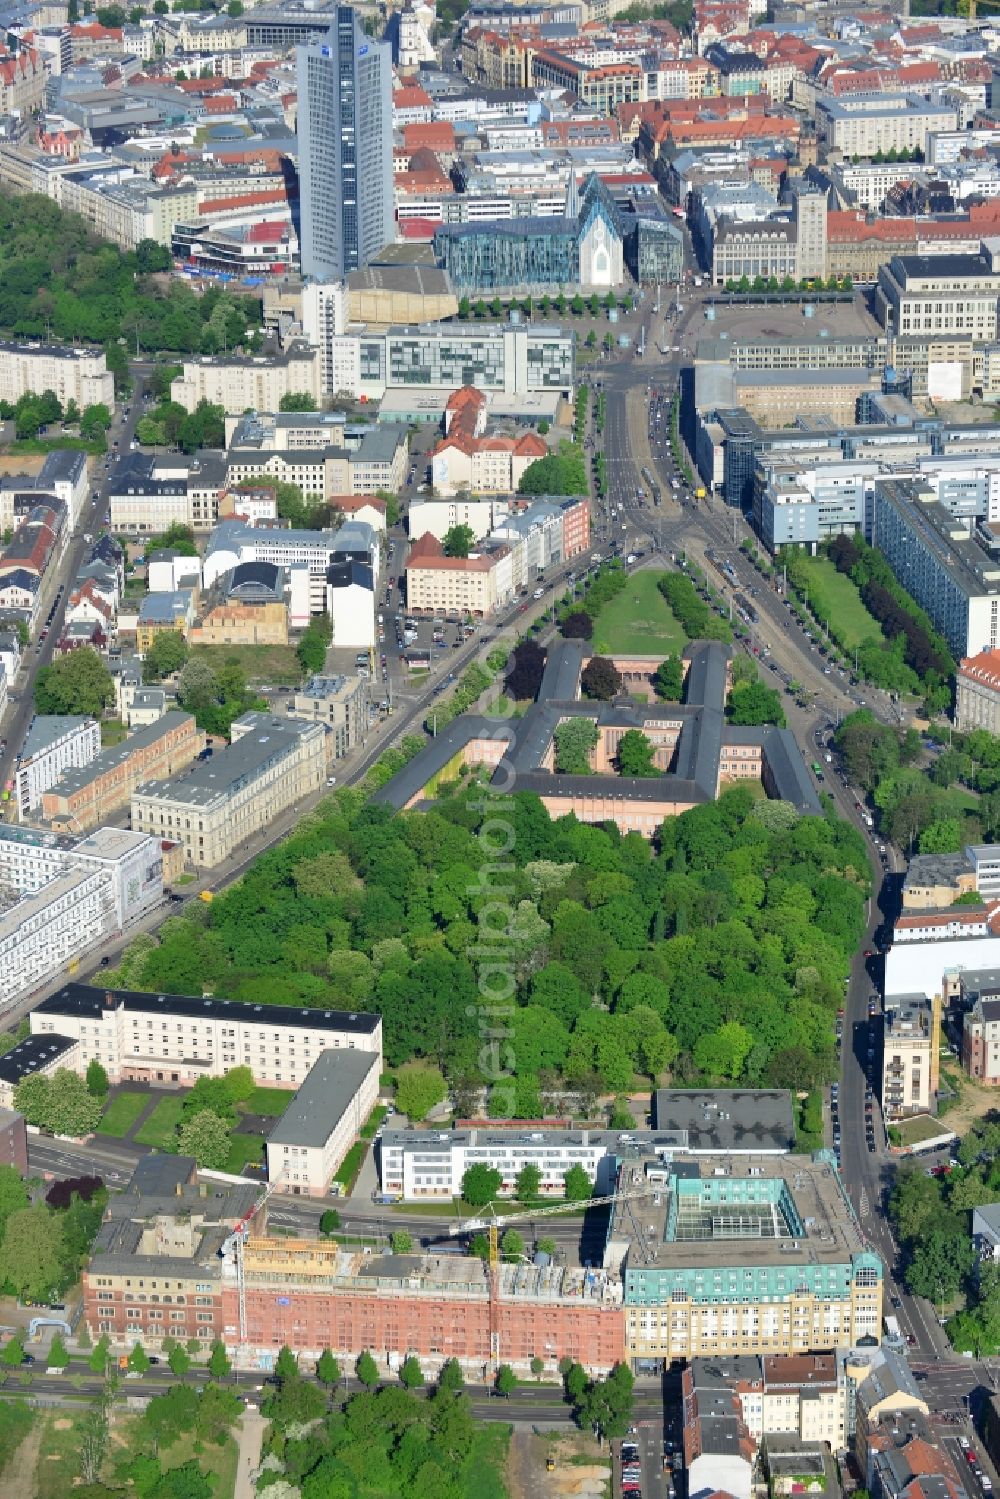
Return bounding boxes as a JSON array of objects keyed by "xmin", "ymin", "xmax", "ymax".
[
  {"xmin": 0, "ymin": 196, "xmax": 261, "ymax": 356},
  {"xmin": 260, "ymin": 1381, "xmax": 507, "ymax": 1498},
  {"xmin": 104, "ymin": 784, "xmax": 868, "ymax": 1105}
]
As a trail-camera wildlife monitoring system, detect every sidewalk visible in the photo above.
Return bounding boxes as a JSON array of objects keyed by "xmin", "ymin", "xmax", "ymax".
[{"xmin": 234, "ymin": 1406, "xmax": 265, "ymax": 1499}]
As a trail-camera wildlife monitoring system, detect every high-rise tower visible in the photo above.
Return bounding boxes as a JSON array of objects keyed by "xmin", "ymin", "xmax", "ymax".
[{"xmin": 297, "ymin": 6, "xmax": 393, "ymax": 282}]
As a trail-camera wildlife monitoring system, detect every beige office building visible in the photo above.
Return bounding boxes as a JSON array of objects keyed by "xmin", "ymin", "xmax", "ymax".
[
  {"xmin": 876, "ymin": 249, "xmax": 1000, "ymax": 341},
  {"xmin": 816, "ymin": 93, "xmax": 957, "ymax": 159},
  {"xmin": 30, "ymin": 983, "xmax": 382, "ymax": 1090},
  {"xmin": 131, "ymin": 712, "xmax": 326, "ymax": 868},
  {"xmin": 612, "ymin": 1154, "xmax": 883, "ymax": 1364},
  {"xmin": 957, "ymin": 649, "xmax": 1000, "ymax": 734},
  {"xmin": 405, "ymin": 533, "xmax": 513, "ymax": 616}
]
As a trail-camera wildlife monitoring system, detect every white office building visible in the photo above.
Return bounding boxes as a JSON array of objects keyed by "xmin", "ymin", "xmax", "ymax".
[
  {"xmin": 379, "ymin": 1127, "xmax": 620, "ymax": 1200},
  {"xmin": 202, "ymin": 519, "xmax": 337, "ymax": 618},
  {"xmin": 0, "ymin": 825, "xmax": 164, "ymax": 1012}
]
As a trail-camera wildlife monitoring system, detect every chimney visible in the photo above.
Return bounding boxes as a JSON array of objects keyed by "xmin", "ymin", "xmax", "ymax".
[{"xmin": 104, "ymin": 991, "xmax": 116, "ymax": 1007}]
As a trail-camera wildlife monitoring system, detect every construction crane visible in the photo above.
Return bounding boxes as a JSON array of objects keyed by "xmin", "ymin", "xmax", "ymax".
[
  {"xmin": 448, "ymin": 1183, "xmax": 660, "ymax": 1373},
  {"xmin": 220, "ymin": 1167, "xmax": 288, "ymax": 1351}
]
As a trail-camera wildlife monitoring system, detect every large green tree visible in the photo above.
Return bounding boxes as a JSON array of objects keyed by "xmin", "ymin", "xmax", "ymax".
[
  {"xmin": 177, "ymin": 1109, "xmax": 231, "ymax": 1169},
  {"xmin": 442, "ymin": 524, "xmax": 475, "ymax": 558},
  {"xmin": 394, "ymin": 1062, "xmax": 447, "ymax": 1122},
  {"xmin": 35, "ymin": 647, "xmax": 114, "ymax": 716},
  {"xmin": 1, "ymin": 1205, "xmax": 65, "ymax": 1301},
  {"xmin": 617, "ymin": 730, "xmax": 657, "ymax": 777},
  {"xmin": 461, "ymin": 1163, "xmax": 502, "ymax": 1207}
]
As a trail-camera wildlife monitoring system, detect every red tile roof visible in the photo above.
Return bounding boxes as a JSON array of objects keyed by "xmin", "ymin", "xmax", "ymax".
[
  {"xmin": 407, "ymin": 532, "xmax": 508, "ymax": 572},
  {"xmin": 393, "ymin": 84, "xmax": 432, "ymax": 108},
  {"xmin": 403, "ymin": 121, "xmax": 456, "ymax": 152}
]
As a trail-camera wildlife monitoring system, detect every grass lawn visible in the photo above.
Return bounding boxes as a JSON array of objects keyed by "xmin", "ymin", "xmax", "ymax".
[
  {"xmin": 133, "ymin": 1094, "xmax": 186, "ymax": 1150},
  {"xmin": 100, "ymin": 718, "xmax": 128, "ymax": 747},
  {"xmin": 33, "ymin": 1411, "xmax": 90, "ymax": 1499},
  {"xmin": 0, "ymin": 1401, "xmax": 33, "ymax": 1480},
  {"xmin": 896, "ymin": 1113, "xmax": 955, "ymax": 1146},
  {"xmin": 224, "ymin": 1133, "xmax": 264, "ymax": 1174},
  {"xmin": 590, "ymin": 570, "xmax": 687, "ymax": 656},
  {"xmin": 798, "ymin": 557, "xmax": 881, "ymax": 649},
  {"xmin": 360, "ymin": 1105, "xmax": 387, "ymax": 1140},
  {"xmin": 334, "ymin": 1141, "xmax": 366, "ymax": 1189},
  {"xmin": 459, "ymin": 1422, "xmax": 509, "ymax": 1499},
  {"xmin": 241, "ymin": 1086, "xmax": 293, "ymax": 1117},
  {"xmin": 190, "ymin": 643, "xmax": 302, "ymax": 686},
  {"xmin": 96, "ymin": 1091, "xmax": 149, "ymax": 1137}
]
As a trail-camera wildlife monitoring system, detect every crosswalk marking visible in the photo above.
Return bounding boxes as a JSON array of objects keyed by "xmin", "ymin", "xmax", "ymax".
[{"xmin": 858, "ymin": 1189, "xmax": 870, "ymax": 1218}]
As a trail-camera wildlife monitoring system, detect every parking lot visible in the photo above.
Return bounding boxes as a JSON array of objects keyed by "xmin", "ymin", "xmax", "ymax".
[{"xmin": 615, "ymin": 1424, "xmax": 672, "ymax": 1499}]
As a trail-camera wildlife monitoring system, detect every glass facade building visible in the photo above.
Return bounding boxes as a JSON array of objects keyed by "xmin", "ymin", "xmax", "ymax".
[
  {"xmin": 358, "ymin": 324, "xmax": 574, "ymax": 395},
  {"xmin": 296, "ymin": 6, "xmax": 393, "ymax": 281}
]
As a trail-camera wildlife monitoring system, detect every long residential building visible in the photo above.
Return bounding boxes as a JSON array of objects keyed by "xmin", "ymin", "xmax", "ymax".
[
  {"xmin": 0, "ymin": 339, "xmax": 115, "ymax": 411},
  {"xmin": 80, "ymin": 1164, "xmax": 623, "ymax": 1374},
  {"xmin": 0, "ymin": 826, "xmax": 165, "ymax": 1015},
  {"xmin": 265, "ymin": 1049, "xmax": 381, "ymax": 1197},
  {"xmin": 171, "ymin": 343, "xmax": 322, "ymax": 415},
  {"xmin": 815, "ymin": 92, "xmax": 958, "ymax": 158},
  {"xmin": 30, "ymin": 981, "xmax": 382, "ymax": 1089},
  {"xmin": 380, "ymin": 1090, "xmax": 795, "ymax": 1199},
  {"xmin": 224, "ymin": 419, "xmax": 408, "ymax": 502},
  {"xmin": 871, "ymin": 478, "xmax": 1000, "ymax": 660},
  {"xmin": 40, "ymin": 711, "xmax": 203, "ymax": 834},
  {"xmin": 406, "ymin": 496, "xmax": 590, "ymax": 615},
  {"xmin": 130, "ymin": 712, "xmax": 326, "ymax": 868}
]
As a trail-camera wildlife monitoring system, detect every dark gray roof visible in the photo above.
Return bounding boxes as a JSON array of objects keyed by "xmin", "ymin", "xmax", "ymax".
[
  {"xmin": 47, "ymin": 711, "xmax": 195, "ymax": 799},
  {"xmin": 653, "ymin": 1089, "xmax": 795, "ymax": 1152},
  {"xmin": 733, "ymin": 725, "xmax": 823, "ymax": 813},
  {"xmin": 892, "ymin": 252, "xmax": 992, "ymax": 279},
  {"xmin": 371, "ymin": 634, "xmax": 819, "ymax": 818},
  {"xmin": 35, "ymin": 982, "xmax": 380, "ymax": 1037},
  {"xmin": 537, "ymin": 638, "xmax": 583, "ymax": 701},
  {"xmin": 22, "ymin": 714, "xmax": 94, "ymax": 760},
  {"xmin": 903, "ymin": 850, "xmax": 971, "ymax": 888},
  {"xmin": 267, "ymin": 1049, "xmax": 379, "ymax": 1150},
  {"xmin": 38, "ymin": 450, "xmax": 87, "ymax": 483},
  {"xmin": 0, "ymin": 1033, "xmax": 77, "ymax": 1086},
  {"xmin": 228, "ymin": 560, "xmax": 282, "ymax": 595},
  {"xmin": 327, "ymin": 559, "xmax": 374, "ymax": 592},
  {"xmin": 126, "ymin": 1153, "xmax": 196, "ymax": 1197},
  {"xmin": 371, "ymin": 714, "xmax": 508, "ymax": 810}
]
